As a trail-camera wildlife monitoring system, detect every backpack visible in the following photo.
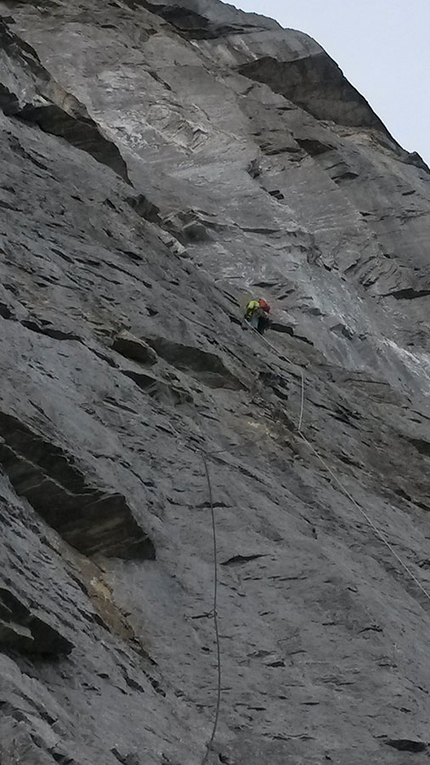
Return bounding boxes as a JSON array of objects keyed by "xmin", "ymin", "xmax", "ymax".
[{"xmin": 258, "ymin": 298, "xmax": 271, "ymax": 313}]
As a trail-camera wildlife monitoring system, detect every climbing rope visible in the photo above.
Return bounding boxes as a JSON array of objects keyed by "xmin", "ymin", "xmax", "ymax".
[
  {"xmin": 249, "ymin": 324, "xmax": 430, "ymax": 604},
  {"xmin": 248, "ymin": 324, "xmax": 305, "ymax": 431},
  {"xmin": 196, "ymin": 317, "xmax": 430, "ymax": 763},
  {"xmin": 200, "ymin": 454, "xmax": 222, "ymax": 765},
  {"xmin": 296, "ymin": 431, "xmax": 430, "ymax": 604}
]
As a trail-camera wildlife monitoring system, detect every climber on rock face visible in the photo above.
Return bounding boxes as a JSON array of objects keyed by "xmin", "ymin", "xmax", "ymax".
[{"xmin": 244, "ymin": 297, "xmax": 271, "ymax": 335}]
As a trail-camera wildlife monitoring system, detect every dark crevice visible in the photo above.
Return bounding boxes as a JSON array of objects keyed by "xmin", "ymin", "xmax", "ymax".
[
  {"xmin": 407, "ymin": 438, "xmax": 430, "ymax": 458},
  {"xmin": 384, "ymin": 288, "xmax": 430, "ymax": 300},
  {"xmin": 0, "ymin": 302, "xmax": 13, "ymax": 319},
  {"xmin": 126, "ymin": 193, "xmax": 162, "ymax": 225},
  {"xmin": 0, "ymin": 411, "xmax": 155, "ymax": 559},
  {"xmin": 7, "ymin": 133, "xmax": 50, "ymax": 171},
  {"xmin": 0, "ymin": 586, "xmax": 73, "ymax": 656},
  {"xmin": 296, "ymin": 137, "xmax": 334, "ymax": 156},
  {"xmin": 21, "ymin": 320, "xmax": 81, "ymax": 342},
  {"xmin": 221, "ymin": 554, "xmax": 267, "ymax": 566},
  {"xmin": 0, "ymin": 19, "xmax": 130, "ymax": 182},
  {"xmin": 241, "ymin": 226, "xmax": 281, "ymax": 235},
  {"xmin": 125, "ymin": 1, "xmax": 245, "ymax": 40},
  {"xmin": 146, "ymin": 337, "xmax": 245, "ymax": 390},
  {"xmin": 0, "ymin": 197, "xmax": 19, "ymax": 210},
  {"xmin": 16, "ymin": 103, "xmax": 130, "ymax": 183},
  {"xmin": 111, "ymin": 744, "xmax": 142, "ymax": 765},
  {"xmin": 0, "ymin": 19, "xmax": 49, "ymax": 80},
  {"xmin": 112, "ymin": 332, "xmax": 157, "ymax": 365},
  {"xmin": 268, "ymin": 189, "xmax": 285, "ymax": 200},
  {"xmin": 263, "ymin": 145, "xmax": 297, "ymax": 157},
  {"xmin": 332, "ymin": 170, "xmax": 360, "ymax": 182},
  {"xmin": 269, "ymin": 322, "xmax": 314, "ymax": 346},
  {"xmin": 121, "ymin": 368, "xmax": 193, "ymax": 406},
  {"xmin": 237, "ymin": 53, "xmax": 394, "ymax": 135},
  {"xmin": 385, "ymin": 740, "xmax": 427, "ymax": 753},
  {"xmin": 197, "ymin": 501, "xmax": 230, "ymax": 509}
]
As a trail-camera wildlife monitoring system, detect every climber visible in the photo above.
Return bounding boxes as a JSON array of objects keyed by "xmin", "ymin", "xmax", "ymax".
[{"xmin": 244, "ymin": 297, "xmax": 271, "ymax": 335}]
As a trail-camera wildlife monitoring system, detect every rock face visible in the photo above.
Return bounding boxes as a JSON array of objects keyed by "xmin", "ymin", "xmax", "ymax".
[{"xmin": 0, "ymin": 1, "xmax": 430, "ymax": 764}]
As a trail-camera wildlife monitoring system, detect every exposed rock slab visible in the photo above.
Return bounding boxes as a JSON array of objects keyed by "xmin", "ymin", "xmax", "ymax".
[
  {"xmin": 0, "ymin": 18, "xmax": 129, "ymax": 181},
  {"xmin": 0, "ymin": 412, "xmax": 155, "ymax": 559}
]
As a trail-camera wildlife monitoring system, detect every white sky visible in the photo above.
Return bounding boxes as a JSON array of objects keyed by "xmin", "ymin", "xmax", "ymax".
[{"xmin": 235, "ymin": 0, "xmax": 430, "ymax": 164}]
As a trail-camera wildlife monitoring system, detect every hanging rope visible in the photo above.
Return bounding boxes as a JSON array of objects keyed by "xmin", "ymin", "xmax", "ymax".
[
  {"xmin": 195, "ymin": 317, "xmax": 430, "ymax": 764},
  {"xmin": 247, "ymin": 322, "xmax": 430, "ymax": 604},
  {"xmin": 200, "ymin": 454, "xmax": 222, "ymax": 765},
  {"xmin": 248, "ymin": 324, "xmax": 305, "ymax": 431},
  {"xmin": 296, "ymin": 431, "xmax": 430, "ymax": 604}
]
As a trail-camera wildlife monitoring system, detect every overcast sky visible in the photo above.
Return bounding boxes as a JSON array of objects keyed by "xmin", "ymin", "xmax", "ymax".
[{"xmin": 236, "ymin": 0, "xmax": 430, "ymax": 164}]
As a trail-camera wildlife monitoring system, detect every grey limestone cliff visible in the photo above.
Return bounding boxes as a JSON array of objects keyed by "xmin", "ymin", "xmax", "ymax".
[{"xmin": 0, "ymin": 1, "xmax": 430, "ymax": 764}]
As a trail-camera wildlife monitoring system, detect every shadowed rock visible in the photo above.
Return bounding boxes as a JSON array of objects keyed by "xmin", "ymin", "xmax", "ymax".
[
  {"xmin": 0, "ymin": 586, "xmax": 73, "ymax": 656},
  {"xmin": 17, "ymin": 103, "xmax": 130, "ymax": 183},
  {"xmin": 385, "ymin": 739, "xmax": 428, "ymax": 753},
  {"xmin": 0, "ymin": 19, "xmax": 130, "ymax": 182},
  {"xmin": 126, "ymin": 194, "xmax": 162, "ymax": 225},
  {"xmin": 0, "ymin": 413, "xmax": 155, "ymax": 560},
  {"xmin": 238, "ymin": 53, "xmax": 393, "ymax": 133},
  {"xmin": 385, "ymin": 287, "xmax": 430, "ymax": 300},
  {"xmin": 113, "ymin": 331, "xmax": 158, "ymax": 365},
  {"xmin": 146, "ymin": 337, "xmax": 245, "ymax": 389},
  {"xmin": 122, "ymin": 368, "xmax": 193, "ymax": 405}
]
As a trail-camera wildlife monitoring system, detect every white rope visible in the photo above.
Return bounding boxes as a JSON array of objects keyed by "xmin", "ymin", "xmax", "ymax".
[
  {"xmin": 192, "ymin": 314, "xmax": 429, "ymax": 764},
  {"xmin": 247, "ymin": 322, "xmax": 430, "ymax": 605},
  {"xmin": 297, "ymin": 431, "xmax": 430, "ymax": 604},
  {"xmin": 249, "ymin": 325, "xmax": 305, "ymax": 432}
]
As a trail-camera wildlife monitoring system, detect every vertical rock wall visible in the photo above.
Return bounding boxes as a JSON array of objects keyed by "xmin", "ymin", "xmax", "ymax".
[{"xmin": 0, "ymin": 2, "xmax": 430, "ymax": 763}]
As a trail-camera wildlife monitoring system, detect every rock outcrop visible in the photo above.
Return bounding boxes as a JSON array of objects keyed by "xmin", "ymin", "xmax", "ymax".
[{"xmin": 0, "ymin": 1, "xmax": 430, "ymax": 764}]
